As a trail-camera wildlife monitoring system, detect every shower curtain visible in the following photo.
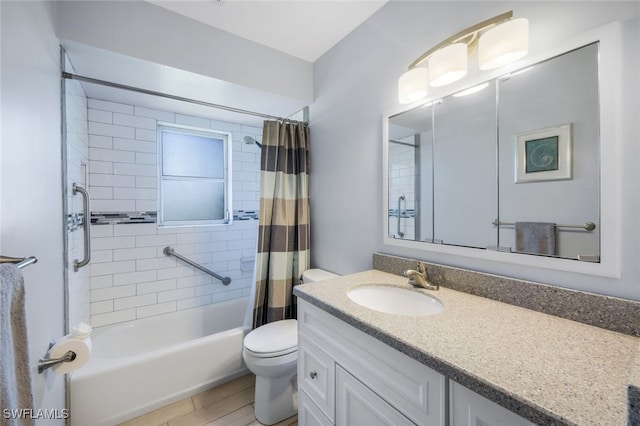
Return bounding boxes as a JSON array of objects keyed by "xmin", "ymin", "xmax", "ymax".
[{"xmin": 252, "ymin": 120, "xmax": 310, "ymax": 328}]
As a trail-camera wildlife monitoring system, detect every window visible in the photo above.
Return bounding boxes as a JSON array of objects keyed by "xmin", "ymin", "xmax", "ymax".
[{"xmin": 157, "ymin": 124, "xmax": 232, "ymax": 227}]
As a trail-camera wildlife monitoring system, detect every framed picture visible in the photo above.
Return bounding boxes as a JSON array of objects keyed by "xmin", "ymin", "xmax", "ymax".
[{"xmin": 515, "ymin": 123, "xmax": 572, "ymax": 183}]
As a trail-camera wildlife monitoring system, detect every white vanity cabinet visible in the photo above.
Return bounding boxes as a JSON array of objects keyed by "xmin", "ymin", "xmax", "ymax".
[
  {"xmin": 298, "ymin": 300, "xmax": 538, "ymax": 426},
  {"xmin": 449, "ymin": 381, "xmax": 535, "ymax": 426},
  {"xmin": 297, "ymin": 300, "xmax": 446, "ymax": 426}
]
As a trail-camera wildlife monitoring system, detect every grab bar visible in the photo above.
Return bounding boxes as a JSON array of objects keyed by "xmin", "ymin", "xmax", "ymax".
[
  {"xmin": 73, "ymin": 183, "xmax": 91, "ymax": 271},
  {"xmin": 0, "ymin": 255, "xmax": 38, "ymax": 269},
  {"xmin": 397, "ymin": 195, "xmax": 405, "ymax": 238},
  {"xmin": 163, "ymin": 247, "xmax": 231, "ymax": 285}
]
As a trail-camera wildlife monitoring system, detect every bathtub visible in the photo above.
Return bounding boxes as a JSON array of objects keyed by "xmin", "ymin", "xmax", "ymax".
[{"xmin": 70, "ymin": 297, "xmax": 251, "ymax": 426}]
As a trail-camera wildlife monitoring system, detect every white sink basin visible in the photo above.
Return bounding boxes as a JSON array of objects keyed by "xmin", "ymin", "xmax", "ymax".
[{"xmin": 347, "ymin": 285, "xmax": 444, "ymax": 316}]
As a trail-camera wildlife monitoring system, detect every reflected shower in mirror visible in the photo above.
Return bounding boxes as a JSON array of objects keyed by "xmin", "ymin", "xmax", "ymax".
[{"xmin": 388, "ymin": 104, "xmax": 433, "ymax": 242}]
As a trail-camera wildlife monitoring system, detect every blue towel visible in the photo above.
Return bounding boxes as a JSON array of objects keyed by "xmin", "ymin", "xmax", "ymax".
[{"xmin": 515, "ymin": 222, "xmax": 556, "ymax": 255}]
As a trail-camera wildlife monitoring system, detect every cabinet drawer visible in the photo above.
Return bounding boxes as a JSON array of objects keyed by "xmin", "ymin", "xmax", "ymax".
[
  {"xmin": 336, "ymin": 366, "xmax": 414, "ymax": 426},
  {"xmin": 298, "ymin": 334, "xmax": 335, "ymax": 420},
  {"xmin": 450, "ymin": 381, "xmax": 535, "ymax": 426},
  {"xmin": 299, "ymin": 389, "xmax": 333, "ymax": 426},
  {"xmin": 299, "ymin": 301, "xmax": 445, "ymax": 426}
]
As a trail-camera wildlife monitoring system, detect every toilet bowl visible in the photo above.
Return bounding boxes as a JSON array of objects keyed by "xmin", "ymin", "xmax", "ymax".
[{"xmin": 243, "ymin": 268, "xmax": 339, "ymax": 425}]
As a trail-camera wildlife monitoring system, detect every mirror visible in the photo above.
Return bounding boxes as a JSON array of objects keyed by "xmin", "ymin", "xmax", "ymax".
[
  {"xmin": 388, "ymin": 106, "xmax": 433, "ymax": 242},
  {"xmin": 433, "ymin": 82, "xmax": 497, "ymax": 249},
  {"xmin": 387, "ymin": 42, "xmax": 600, "ymax": 261}
]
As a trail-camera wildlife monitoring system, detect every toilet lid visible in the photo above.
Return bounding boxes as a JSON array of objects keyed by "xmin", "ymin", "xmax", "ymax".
[{"xmin": 244, "ymin": 319, "xmax": 298, "ymax": 357}]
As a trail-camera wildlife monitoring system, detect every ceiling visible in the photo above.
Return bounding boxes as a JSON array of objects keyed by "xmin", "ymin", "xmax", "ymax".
[
  {"xmin": 146, "ymin": 0, "xmax": 388, "ymax": 62},
  {"xmin": 64, "ymin": 1, "xmax": 387, "ymax": 127}
]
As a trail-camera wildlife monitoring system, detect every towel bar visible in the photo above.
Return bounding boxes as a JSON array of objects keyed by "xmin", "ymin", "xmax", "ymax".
[
  {"xmin": 492, "ymin": 220, "xmax": 596, "ymax": 231},
  {"xmin": 0, "ymin": 255, "xmax": 38, "ymax": 269}
]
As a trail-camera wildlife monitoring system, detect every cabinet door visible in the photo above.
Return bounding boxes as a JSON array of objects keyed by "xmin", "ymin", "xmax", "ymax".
[
  {"xmin": 299, "ymin": 300, "xmax": 445, "ymax": 425},
  {"xmin": 299, "ymin": 389, "xmax": 333, "ymax": 426},
  {"xmin": 336, "ymin": 366, "xmax": 414, "ymax": 426},
  {"xmin": 298, "ymin": 335, "xmax": 335, "ymax": 420},
  {"xmin": 450, "ymin": 381, "xmax": 535, "ymax": 426}
]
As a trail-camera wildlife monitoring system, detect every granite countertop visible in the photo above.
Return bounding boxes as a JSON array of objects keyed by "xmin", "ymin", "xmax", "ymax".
[{"xmin": 293, "ymin": 270, "xmax": 640, "ymax": 426}]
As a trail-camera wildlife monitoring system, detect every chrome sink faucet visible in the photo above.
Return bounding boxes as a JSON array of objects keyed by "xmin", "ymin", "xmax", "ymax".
[{"xmin": 404, "ymin": 262, "xmax": 439, "ymax": 291}]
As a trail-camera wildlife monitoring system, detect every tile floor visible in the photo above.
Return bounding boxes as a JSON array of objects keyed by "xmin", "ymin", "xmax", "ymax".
[{"xmin": 118, "ymin": 374, "xmax": 298, "ymax": 426}]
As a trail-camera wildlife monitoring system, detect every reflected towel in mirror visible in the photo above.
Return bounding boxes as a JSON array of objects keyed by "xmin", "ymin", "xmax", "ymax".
[{"xmin": 515, "ymin": 222, "xmax": 556, "ymax": 256}]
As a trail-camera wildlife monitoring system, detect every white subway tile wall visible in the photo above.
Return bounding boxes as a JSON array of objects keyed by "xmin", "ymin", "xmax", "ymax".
[{"xmin": 86, "ymin": 98, "xmax": 262, "ymax": 327}]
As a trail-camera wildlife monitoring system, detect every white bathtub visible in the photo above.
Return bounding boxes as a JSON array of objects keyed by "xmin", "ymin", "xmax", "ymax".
[{"xmin": 70, "ymin": 297, "xmax": 251, "ymax": 426}]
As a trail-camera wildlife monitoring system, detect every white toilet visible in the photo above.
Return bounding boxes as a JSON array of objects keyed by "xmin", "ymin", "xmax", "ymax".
[{"xmin": 243, "ymin": 268, "xmax": 339, "ymax": 425}]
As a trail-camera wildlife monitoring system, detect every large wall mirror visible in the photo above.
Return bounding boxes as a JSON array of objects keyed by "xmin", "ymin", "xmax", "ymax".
[{"xmin": 387, "ymin": 42, "xmax": 600, "ymax": 262}]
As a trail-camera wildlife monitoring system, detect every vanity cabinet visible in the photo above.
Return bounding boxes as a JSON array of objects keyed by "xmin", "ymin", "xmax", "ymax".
[
  {"xmin": 449, "ymin": 381, "xmax": 535, "ymax": 426},
  {"xmin": 298, "ymin": 300, "xmax": 535, "ymax": 426},
  {"xmin": 298, "ymin": 300, "xmax": 446, "ymax": 426}
]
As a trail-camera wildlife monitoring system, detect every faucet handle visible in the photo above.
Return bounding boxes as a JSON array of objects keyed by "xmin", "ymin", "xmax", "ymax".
[{"xmin": 416, "ymin": 262, "xmax": 427, "ymax": 275}]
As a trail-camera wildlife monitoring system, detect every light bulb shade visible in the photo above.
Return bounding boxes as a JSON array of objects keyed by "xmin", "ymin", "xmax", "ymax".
[
  {"xmin": 479, "ymin": 18, "xmax": 529, "ymax": 70},
  {"xmin": 428, "ymin": 43, "xmax": 468, "ymax": 87},
  {"xmin": 398, "ymin": 67, "xmax": 429, "ymax": 104}
]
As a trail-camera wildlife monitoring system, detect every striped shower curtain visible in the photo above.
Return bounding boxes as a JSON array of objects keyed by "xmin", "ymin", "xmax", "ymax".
[{"xmin": 252, "ymin": 120, "xmax": 310, "ymax": 328}]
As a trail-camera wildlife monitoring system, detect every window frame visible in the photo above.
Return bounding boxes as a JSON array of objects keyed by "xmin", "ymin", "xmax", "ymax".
[{"xmin": 157, "ymin": 122, "xmax": 233, "ymax": 227}]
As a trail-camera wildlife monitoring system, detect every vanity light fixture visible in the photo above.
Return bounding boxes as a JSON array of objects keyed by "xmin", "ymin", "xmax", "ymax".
[
  {"xmin": 398, "ymin": 10, "xmax": 529, "ymax": 104},
  {"xmin": 398, "ymin": 67, "xmax": 430, "ymax": 104},
  {"xmin": 429, "ymin": 43, "xmax": 468, "ymax": 87},
  {"xmin": 452, "ymin": 82, "xmax": 490, "ymax": 97}
]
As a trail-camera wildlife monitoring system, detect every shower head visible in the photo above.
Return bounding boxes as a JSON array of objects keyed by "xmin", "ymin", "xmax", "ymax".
[{"xmin": 243, "ymin": 136, "xmax": 262, "ymax": 149}]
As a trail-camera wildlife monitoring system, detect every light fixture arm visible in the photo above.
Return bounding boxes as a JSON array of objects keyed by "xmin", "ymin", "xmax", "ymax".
[{"xmin": 407, "ymin": 10, "xmax": 513, "ymax": 70}]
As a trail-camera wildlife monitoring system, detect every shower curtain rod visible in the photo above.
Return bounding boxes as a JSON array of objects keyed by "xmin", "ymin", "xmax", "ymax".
[{"xmin": 62, "ymin": 71, "xmax": 303, "ymax": 124}]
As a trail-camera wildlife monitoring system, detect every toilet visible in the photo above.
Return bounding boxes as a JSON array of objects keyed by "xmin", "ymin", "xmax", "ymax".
[{"xmin": 243, "ymin": 268, "xmax": 339, "ymax": 425}]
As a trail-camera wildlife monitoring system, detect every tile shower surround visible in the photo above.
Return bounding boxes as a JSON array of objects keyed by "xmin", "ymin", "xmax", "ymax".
[{"xmin": 81, "ymin": 98, "xmax": 262, "ymax": 327}]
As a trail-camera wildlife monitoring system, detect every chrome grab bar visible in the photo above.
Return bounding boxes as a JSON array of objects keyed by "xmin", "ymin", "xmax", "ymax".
[
  {"xmin": 73, "ymin": 183, "xmax": 91, "ymax": 271},
  {"xmin": 163, "ymin": 247, "xmax": 231, "ymax": 285},
  {"xmin": 397, "ymin": 195, "xmax": 405, "ymax": 238}
]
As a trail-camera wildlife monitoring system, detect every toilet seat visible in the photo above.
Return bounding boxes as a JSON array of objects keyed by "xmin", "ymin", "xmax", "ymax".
[{"xmin": 244, "ymin": 319, "xmax": 297, "ymax": 358}]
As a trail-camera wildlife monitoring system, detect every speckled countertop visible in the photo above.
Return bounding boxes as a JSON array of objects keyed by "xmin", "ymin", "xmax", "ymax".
[{"xmin": 293, "ymin": 270, "xmax": 640, "ymax": 426}]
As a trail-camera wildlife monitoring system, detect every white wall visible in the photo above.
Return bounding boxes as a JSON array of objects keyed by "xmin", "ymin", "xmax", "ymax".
[
  {"xmin": 0, "ymin": 1, "xmax": 66, "ymax": 422},
  {"xmin": 55, "ymin": 0, "xmax": 313, "ymax": 105},
  {"xmin": 310, "ymin": 2, "xmax": 640, "ymax": 300}
]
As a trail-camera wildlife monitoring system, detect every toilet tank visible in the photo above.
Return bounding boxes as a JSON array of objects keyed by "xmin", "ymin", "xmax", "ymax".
[{"xmin": 301, "ymin": 268, "xmax": 339, "ymax": 283}]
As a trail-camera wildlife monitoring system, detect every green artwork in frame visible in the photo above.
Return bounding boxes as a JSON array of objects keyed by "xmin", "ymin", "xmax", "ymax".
[
  {"xmin": 515, "ymin": 123, "xmax": 572, "ymax": 183},
  {"xmin": 525, "ymin": 136, "xmax": 559, "ymax": 173}
]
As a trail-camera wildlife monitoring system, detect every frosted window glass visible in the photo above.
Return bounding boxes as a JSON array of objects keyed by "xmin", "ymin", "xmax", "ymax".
[
  {"xmin": 162, "ymin": 179, "xmax": 225, "ymax": 221},
  {"xmin": 162, "ymin": 131, "xmax": 224, "ymax": 178}
]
